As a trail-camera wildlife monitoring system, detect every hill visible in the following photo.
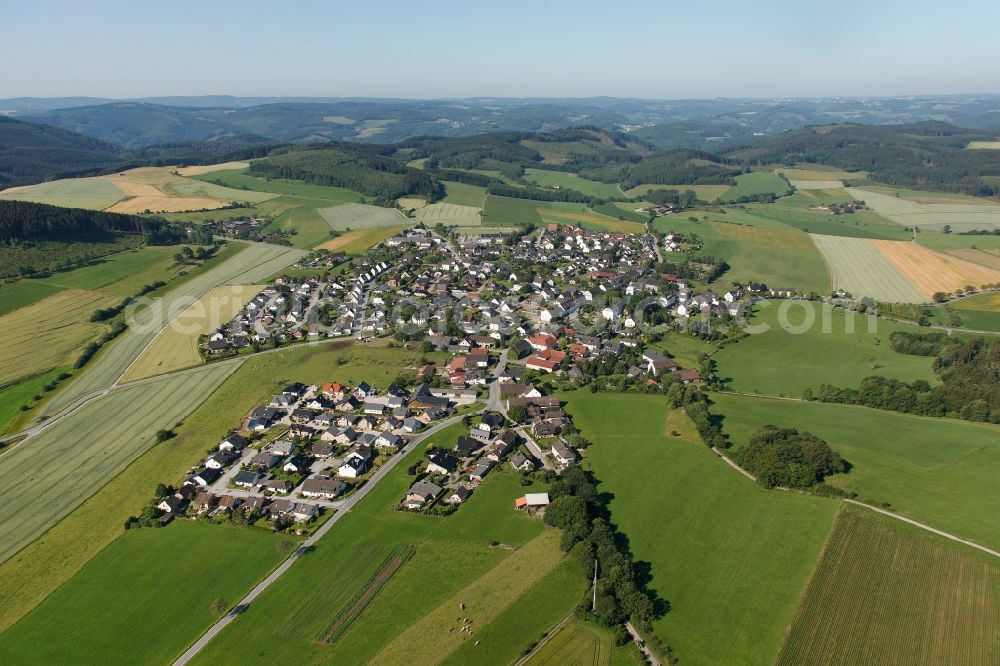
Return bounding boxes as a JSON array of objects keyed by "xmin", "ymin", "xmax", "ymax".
[{"xmin": 0, "ymin": 117, "xmax": 124, "ymax": 187}]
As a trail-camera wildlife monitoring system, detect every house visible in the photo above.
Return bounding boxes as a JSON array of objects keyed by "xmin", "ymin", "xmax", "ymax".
[
  {"xmin": 205, "ymin": 450, "xmax": 237, "ymax": 470},
  {"xmin": 510, "ymin": 451, "xmax": 536, "ymax": 472},
  {"xmin": 292, "ymin": 503, "xmax": 319, "ymax": 522},
  {"xmin": 250, "ymin": 451, "xmax": 282, "ymax": 470},
  {"xmin": 218, "ymin": 433, "xmax": 248, "ymax": 452},
  {"xmin": 642, "ymin": 350, "xmax": 678, "ymax": 376},
  {"xmin": 192, "ymin": 492, "xmax": 217, "ymax": 513},
  {"xmin": 156, "ymin": 494, "xmax": 183, "ymax": 514},
  {"xmin": 469, "ymin": 426, "xmax": 492, "ymax": 442},
  {"xmin": 191, "ymin": 468, "xmax": 220, "ymax": 486},
  {"xmin": 338, "ymin": 451, "xmax": 371, "ymax": 478},
  {"xmin": 426, "ymin": 449, "xmax": 459, "ymax": 475},
  {"xmin": 374, "ymin": 431, "xmax": 403, "ymax": 451},
  {"xmin": 260, "ymin": 478, "xmax": 293, "ymax": 494},
  {"xmin": 514, "ymin": 492, "xmax": 550, "ymax": 511},
  {"xmin": 216, "ymin": 495, "xmax": 243, "ymax": 514},
  {"xmin": 480, "ymin": 413, "xmax": 505, "ymax": 432},
  {"xmin": 679, "ymin": 368, "xmax": 702, "ymax": 384},
  {"xmin": 551, "ymin": 441, "xmax": 579, "ymax": 467},
  {"xmin": 233, "ymin": 470, "xmax": 263, "ymax": 488},
  {"xmin": 511, "ymin": 339, "xmax": 534, "ymax": 359},
  {"xmin": 282, "ymin": 454, "xmax": 311, "ymax": 474},
  {"xmin": 241, "ymin": 496, "xmax": 268, "ymax": 515},
  {"xmin": 300, "ymin": 475, "xmax": 347, "ymax": 500},
  {"xmin": 445, "ymin": 486, "xmax": 472, "ymax": 504},
  {"xmin": 403, "ymin": 480, "xmax": 442, "ymax": 509},
  {"xmin": 311, "ymin": 442, "xmax": 337, "ymax": 458},
  {"xmin": 527, "ymin": 332, "xmax": 557, "ymax": 351},
  {"xmin": 403, "ymin": 417, "xmax": 424, "ymax": 433},
  {"xmin": 454, "ymin": 436, "xmax": 483, "ymax": 457},
  {"xmin": 469, "ymin": 460, "xmax": 494, "ymax": 484}
]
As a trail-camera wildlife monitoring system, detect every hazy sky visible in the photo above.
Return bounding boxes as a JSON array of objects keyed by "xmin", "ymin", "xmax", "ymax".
[{"xmin": 4, "ymin": 0, "xmax": 1000, "ymax": 99}]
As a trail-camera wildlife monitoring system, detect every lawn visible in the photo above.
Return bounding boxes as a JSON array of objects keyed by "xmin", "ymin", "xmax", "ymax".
[
  {"xmin": 713, "ymin": 301, "xmax": 937, "ymax": 396},
  {"xmin": 522, "ymin": 169, "xmax": 625, "ymax": 199},
  {"xmin": 810, "ymin": 234, "xmax": 926, "ymax": 302},
  {"xmin": 775, "ymin": 505, "xmax": 1000, "ymax": 665},
  {"xmin": 563, "ymin": 392, "xmax": 838, "ymax": 666},
  {"xmin": 0, "ymin": 522, "xmax": 286, "ymax": 665},
  {"xmin": 0, "ymin": 177, "xmax": 125, "ymax": 210},
  {"xmin": 719, "ymin": 171, "xmax": 790, "ymax": 201},
  {"xmin": 710, "ymin": 392, "xmax": 1000, "ymax": 550},
  {"xmin": 318, "ymin": 202, "xmax": 408, "ymax": 230},
  {"xmin": 441, "ymin": 180, "xmax": 488, "ymax": 207}
]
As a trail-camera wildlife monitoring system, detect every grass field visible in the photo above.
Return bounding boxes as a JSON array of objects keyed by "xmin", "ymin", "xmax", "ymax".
[
  {"xmin": 916, "ymin": 229, "xmax": 1000, "ymax": 251},
  {"xmin": 930, "ymin": 292, "xmax": 1000, "ymax": 332},
  {"xmin": 625, "ymin": 183, "xmax": 732, "ymax": 202},
  {"xmin": 316, "ymin": 224, "xmax": 410, "ymax": 253},
  {"xmin": 0, "ymin": 522, "xmax": 285, "ymax": 665},
  {"xmin": 413, "ymin": 202, "xmax": 482, "ymax": 225},
  {"xmin": 713, "ymin": 301, "xmax": 937, "ymax": 395},
  {"xmin": 777, "ymin": 167, "xmax": 865, "ymax": 181},
  {"xmin": 943, "ymin": 248, "xmax": 1000, "ymax": 269},
  {"xmin": 120, "ymin": 285, "xmax": 262, "ymax": 382},
  {"xmin": 31, "ymin": 245, "xmax": 205, "ymax": 297},
  {"xmin": 0, "ymin": 288, "xmax": 116, "ymax": 386},
  {"xmin": 810, "ymin": 234, "xmax": 926, "ymax": 301},
  {"xmin": 101, "ymin": 167, "xmax": 277, "ymax": 214},
  {"xmin": 0, "ymin": 177, "xmax": 125, "ymax": 210},
  {"xmin": 592, "ymin": 201, "xmax": 648, "ymax": 223},
  {"xmin": 0, "ymin": 362, "xmax": 239, "ymax": 565},
  {"xmin": 775, "ymin": 506, "xmax": 1000, "ymax": 666},
  {"xmin": 747, "ymin": 192, "xmax": 913, "ymax": 241},
  {"xmin": 0, "ymin": 367, "xmax": 67, "ymax": 435},
  {"xmin": 850, "ymin": 187, "xmax": 1000, "ymax": 232},
  {"xmin": 522, "ymin": 169, "xmax": 624, "ymax": 199},
  {"xmin": 544, "ymin": 206, "xmax": 646, "ymax": 233},
  {"xmin": 525, "ymin": 619, "xmax": 641, "ymax": 666},
  {"xmin": 318, "ymin": 202, "xmax": 407, "ymax": 230},
  {"xmin": 564, "ymin": 392, "xmax": 838, "ymax": 666},
  {"xmin": 720, "ymin": 171, "xmax": 789, "ymax": 201},
  {"xmin": 441, "ymin": 180, "xmax": 487, "ymax": 207},
  {"xmin": 871, "ymin": 240, "xmax": 1000, "ymax": 297},
  {"xmin": 483, "ymin": 194, "xmax": 546, "ymax": 227},
  {"xmin": 711, "ymin": 393, "xmax": 1000, "ymax": 550}
]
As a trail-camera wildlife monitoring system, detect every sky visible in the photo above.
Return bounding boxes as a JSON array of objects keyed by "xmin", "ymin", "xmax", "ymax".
[{"xmin": 3, "ymin": 0, "xmax": 1000, "ymax": 99}]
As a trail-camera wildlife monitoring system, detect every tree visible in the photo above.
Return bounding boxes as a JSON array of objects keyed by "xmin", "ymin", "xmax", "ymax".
[
  {"xmin": 154, "ymin": 429, "xmax": 175, "ymax": 443},
  {"xmin": 210, "ymin": 597, "xmax": 228, "ymax": 614},
  {"xmin": 154, "ymin": 483, "xmax": 169, "ymax": 498},
  {"xmin": 507, "ymin": 404, "xmax": 527, "ymax": 423}
]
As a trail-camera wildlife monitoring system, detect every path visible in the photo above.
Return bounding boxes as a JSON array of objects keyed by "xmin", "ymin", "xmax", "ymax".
[
  {"xmin": 172, "ymin": 410, "xmax": 477, "ymax": 665},
  {"xmin": 626, "ymin": 622, "xmax": 661, "ymax": 666},
  {"xmin": 512, "ymin": 613, "xmax": 573, "ymax": 666}
]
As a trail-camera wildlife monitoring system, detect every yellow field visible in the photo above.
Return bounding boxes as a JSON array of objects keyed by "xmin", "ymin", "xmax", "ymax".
[
  {"xmin": 119, "ymin": 285, "xmax": 261, "ymax": 382},
  {"xmin": 966, "ymin": 141, "xmax": 1000, "ymax": 150},
  {"xmin": 543, "ymin": 209, "xmax": 645, "ymax": 233},
  {"xmin": 369, "ymin": 529, "xmax": 565, "ymax": 665},
  {"xmin": 397, "ymin": 197, "xmax": 427, "ymax": 209},
  {"xmin": 173, "ymin": 161, "xmax": 250, "ymax": 176},
  {"xmin": 315, "ymin": 224, "xmax": 410, "ymax": 253},
  {"xmin": 870, "ymin": 240, "xmax": 1000, "ymax": 297},
  {"xmin": 624, "ymin": 183, "xmax": 732, "ymax": 201},
  {"xmin": 955, "ymin": 291, "xmax": 1000, "ymax": 311},
  {"xmin": 777, "ymin": 167, "xmax": 865, "ymax": 181},
  {"xmin": 0, "ymin": 289, "xmax": 116, "ymax": 386},
  {"xmin": 99, "ymin": 167, "xmax": 277, "ymax": 214}
]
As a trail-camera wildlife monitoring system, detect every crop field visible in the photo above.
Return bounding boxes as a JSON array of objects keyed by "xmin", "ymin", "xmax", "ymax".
[
  {"xmin": 413, "ymin": 202, "xmax": 482, "ymax": 225},
  {"xmin": 173, "ymin": 161, "xmax": 250, "ymax": 176},
  {"xmin": 38, "ymin": 243, "xmax": 303, "ymax": 420},
  {"xmin": 100, "ymin": 167, "xmax": 277, "ymax": 214},
  {"xmin": 870, "ymin": 240, "xmax": 1000, "ymax": 297},
  {"xmin": 859, "ymin": 184, "xmax": 1000, "ymax": 206},
  {"xmin": 849, "ymin": 187, "xmax": 1000, "ymax": 232},
  {"xmin": 775, "ymin": 506, "xmax": 1000, "ymax": 666},
  {"xmin": 711, "ymin": 393, "xmax": 1000, "ymax": 550},
  {"xmin": 120, "ymin": 285, "xmax": 262, "ymax": 382},
  {"xmin": 318, "ymin": 202, "xmax": 407, "ymax": 230},
  {"xmin": 0, "ymin": 288, "xmax": 116, "ymax": 386},
  {"xmin": 810, "ymin": 234, "xmax": 926, "ymax": 301},
  {"xmin": 0, "ymin": 522, "xmax": 284, "ymax": 665},
  {"xmin": 713, "ymin": 301, "xmax": 937, "ymax": 395},
  {"xmin": 543, "ymin": 207, "xmax": 646, "ymax": 233},
  {"xmin": 916, "ymin": 230, "xmax": 1000, "ymax": 251},
  {"xmin": 524, "ymin": 620, "xmax": 631, "ymax": 666},
  {"xmin": 966, "ymin": 140, "xmax": 1000, "ymax": 149},
  {"xmin": 483, "ymin": 194, "xmax": 545, "ymax": 227},
  {"xmin": 0, "ymin": 177, "xmax": 125, "ymax": 210},
  {"xmin": 564, "ymin": 392, "xmax": 838, "ymax": 666},
  {"xmin": 625, "ymin": 182, "xmax": 732, "ymax": 202},
  {"xmin": 776, "ymin": 167, "xmax": 865, "ymax": 181},
  {"xmin": 522, "ymin": 168, "xmax": 625, "ymax": 199},
  {"xmin": 720, "ymin": 171, "xmax": 789, "ymax": 201},
  {"xmin": 943, "ymin": 248, "xmax": 1000, "ymax": 270},
  {"xmin": 748, "ymin": 195, "xmax": 912, "ymax": 240},
  {"xmin": 316, "ymin": 224, "xmax": 410, "ymax": 253},
  {"xmin": 441, "ymin": 180, "xmax": 487, "ymax": 207},
  {"xmin": 0, "ymin": 362, "xmax": 238, "ymax": 565}
]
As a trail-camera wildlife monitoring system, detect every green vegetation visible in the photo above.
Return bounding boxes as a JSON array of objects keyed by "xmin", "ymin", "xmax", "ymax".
[
  {"xmin": 0, "ymin": 523, "xmax": 285, "ymax": 664},
  {"xmin": 440, "ymin": 180, "xmax": 487, "ymax": 207},
  {"xmin": 0, "ymin": 116, "xmax": 124, "ymax": 188},
  {"xmin": 483, "ymin": 194, "xmax": 545, "ymax": 227},
  {"xmin": 592, "ymin": 202, "xmax": 647, "ymax": 223},
  {"xmin": 564, "ymin": 392, "xmax": 838, "ymax": 665},
  {"xmin": 810, "ymin": 234, "xmax": 926, "ymax": 302},
  {"xmin": 0, "ymin": 177, "xmax": 124, "ymax": 210},
  {"xmin": 524, "ymin": 619, "xmax": 641, "ymax": 666},
  {"xmin": 318, "ymin": 202, "xmax": 407, "ymax": 230},
  {"xmin": 0, "ymin": 367, "xmax": 67, "ymax": 434},
  {"xmin": 523, "ymin": 168, "xmax": 624, "ymax": 199},
  {"xmin": 775, "ymin": 506, "xmax": 1000, "ymax": 666},
  {"xmin": 719, "ymin": 171, "xmax": 791, "ymax": 202},
  {"xmin": 930, "ymin": 292, "xmax": 1000, "ymax": 332},
  {"xmin": 915, "ymin": 229, "xmax": 1000, "ymax": 250},
  {"xmin": 731, "ymin": 426, "xmax": 846, "ymax": 488},
  {"xmin": 413, "ymin": 202, "xmax": 481, "ymax": 226}
]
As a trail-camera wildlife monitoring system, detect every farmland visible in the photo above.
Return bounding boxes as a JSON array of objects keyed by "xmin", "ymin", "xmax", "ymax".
[
  {"xmin": 413, "ymin": 202, "xmax": 482, "ymax": 225},
  {"xmin": 810, "ymin": 234, "xmax": 926, "ymax": 302},
  {"xmin": 625, "ymin": 182, "xmax": 732, "ymax": 202},
  {"xmin": 120, "ymin": 284, "xmax": 262, "ymax": 382},
  {"xmin": 710, "ymin": 393, "xmax": 1000, "ymax": 551},
  {"xmin": 483, "ymin": 194, "xmax": 546, "ymax": 227},
  {"xmin": 713, "ymin": 301, "xmax": 937, "ymax": 395},
  {"xmin": 522, "ymin": 168, "xmax": 625, "ymax": 199},
  {"xmin": 719, "ymin": 171, "xmax": 789, "ymax": 201},
  {"xmin": 316, "ymin": 224, "xmax": 410, "ymax": 253},
  {"xmin": 0, "ymin": 362, "xmax": 239, "ymax": 565},
  {"xmin": 0, "ymin": 367, "xmax": 67, "ymax": 435},
  {"xmin": 966, "ymin": 140, "xmax": 1000, "ymax": 149},
  {"xmin": 440, "ymin": 180, "xmax": 487, "ymax": 207},
  {"xmin": 930, "ymin": 292, "xmax": 1000, "ymax": 332},
  {"xmin": 174, "ymin": 161, "xmax": 251, "ymax": 176},
  {"xmin": 0, "ymin": 522, "xmax": 285, "ymax": 665},
  {"xmin": 849, "ymin": 186, "xmax": 1000, "ymax": 232},
  {"xmin": 525, "ymin": 619, "xmax": 640, "ymax": 666},
  {"xmin": 748, "ymin": 191, "xmax": 913, "ymax": 240},
  {"xmin": 0, "ymin": 177, "xmax": 125, "ymax": 210},
  {"xmin": 564, "ymin": 392, "xmax": 838, "ymax": 666},
  {"xmin": 870, "ymin": 240, "xmax": 1000, "ymax": 297},
  {"xmin": 318, "ymin": 202, "xmax": 408, "ymax": 230},
  {"xmin": 102, "ymin": 167, "xmax": 278, "ymax": 214},
  {"xmin": 775, "ymin": 506, "xmax": 1000, "ymax": 666}
]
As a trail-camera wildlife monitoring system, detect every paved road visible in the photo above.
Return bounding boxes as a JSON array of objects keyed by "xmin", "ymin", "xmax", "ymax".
[
  {"xmin": 172, "ymin": 410, "xmax": 476, "ymax": 665},
  {"xmin": 517, "ymin": 426, "xmax": 555, "ymax": 471}
]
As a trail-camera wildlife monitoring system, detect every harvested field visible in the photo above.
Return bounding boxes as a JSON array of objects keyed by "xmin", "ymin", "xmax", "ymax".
[
  {"xmin": 318, "ymin": 202, "xmax": 407, "ymax": 230},
  {"xmin": 413, "ymin": 202, "xmax": 482, "ymax": 225},
  {"xmin": 396, "ymin": 197, "xmax": 427, "ymax": 209},
  {"xmin": 173, "ymin": 161, "xmax": 250, "ymax": 176},
  {"xmin": 315, "ymin": 224, "xmax": 409, "ymax": 253},
  {"xmin": 789, "ymin": 179, "xmax": 844, "ymax": 189},
  {"xmin": 966, "ymin": 141, "xmax": 1000, "ymax": 149},
  {"xmin": 811, "ymin": 234, "xmax": 926, "ymax": 302},
  {"xmin": 0, "ymin": 178, "xmax": 125, "ymax": 210},
  {"xmin": 100, "ymin": 167, "xmax": 277, "ymax": 213},
  {"xmin": 870, "ymin": 240, "xmax": 1000, "ymax": 297},
  {"xmin": 0, "ymin": 362, "xmax": 239, "ymax": 565},
  {"xmin": 0, "ymin": 288, "xmax": 117, "ymax": 386},
  {"xmin": 850, "ymin": 187, "xmax": 1000, "ymax": 232},
  {"xmin": 943, "ymin": 248, "xmax": 1000, "ymax": 270},
  {"xmin": 120, "ymin": 284, "xmax": 262, "ymax": 382},
  {"xmin": 775, "ymin": 505, "xmax": 1000, "ymax": 666},
  {"xmin": 106, "ymin": 195, "xmax": 231, "ymax": 213}
]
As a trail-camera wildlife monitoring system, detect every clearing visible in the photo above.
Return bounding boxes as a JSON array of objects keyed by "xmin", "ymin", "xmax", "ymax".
[
  {"xmin": 720, "ymin": 171, "xmax": 789, "ymax": 201},
  {"xmin": 870, "ymin": 240, "xmax": 1000, "ymax": 297},
  {"xmin": 810, "ymin": 234, "xmax": 926, "ymax": 302},
  {"xmin": 318, "ymin": 202, "xmax": 408, "ymax": 230}
]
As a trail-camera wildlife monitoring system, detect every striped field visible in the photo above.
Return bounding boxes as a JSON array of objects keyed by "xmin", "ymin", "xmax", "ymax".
[{"xmin": 810, "ymin": 234, "xmax": 926, "ymax": 302}]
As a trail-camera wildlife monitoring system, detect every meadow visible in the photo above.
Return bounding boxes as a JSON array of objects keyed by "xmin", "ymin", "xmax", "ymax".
[
  {"xmin": 319, "ymin": 202, "xmax": 408, "ymax": 230},
  {"xmin": 543, "ymin": 205, "xmax": 646, "ymax": 233},
  {"xmin": 929, "ymin": 292, "xmax": 1000, "ymax": 332},
  {"xmin": 592, "ymin": 201, "xmax": 648, "ymax": 223},
  {"xmin": 915, "ymin": 229, "xmax": 1000, "ymax": 251},
  {"xmin": 0, "ymin": 362, "xmax": 239, "ymax": 566},
  {"xmin": 624, "ymin": 183, "xmax": 732, "ymax": 202},
  {"xmin": 413, "ymin": 202, "xmax": 482, "ymax": 225},
  {"xmin": 564, "ymin": 392, "xmax": 838, "ymax": 666},
  {"xmin": 748, "ymin": 191, "xmax": 913, "ymax": 240},
  {"xmin": 102, "ymin": 167, "xmax": 278, "ymax": 214},
  {"xmin": 966, "ymin": 141, "xmax": 1000, "ymax": 149},
  {"xmin": 719, "ymin": 171, "xmax": 789, "ymax": 201},
  {"xmin": 483, "ymin": 194, "xmax": 546, "ymax": 227},
  {"xmin": 710, "ymin": 393, "xmax": 1000, "ymax": 550},
  {"xmin": 775, "ymin": 506, "xmax": 1000, "ymax": 666},
  {"xmin": 120, "ymin": 284, "xmax": 262, "ymax": 382},
  {"xmin": 0, "ymin": 367, "xmax": 67, "ymax": 435},
  {"xmin": 522, "ymin": 168, "xmax": 625, "ymax": 199},
  {"xmin": 810, "ymin": 234, "xmax": 926, "ymax": 302},
  {"xmin": 0, "ymin": 522, "xmax": 285, "ymax": 665},
  {"xmin": 945, "ymin": 248, "xmax": 1000, "ymax": 270},
  {"xmin": 712, "ymin": 301, "xmax": 937, "ymax": 395},
  {"xmin": 441, "ymin": 180, "xmax": 487, "ymax": 207},
  {"xmin": 0, "ymin": 177, "xmax": 125, "ymax": 210}
]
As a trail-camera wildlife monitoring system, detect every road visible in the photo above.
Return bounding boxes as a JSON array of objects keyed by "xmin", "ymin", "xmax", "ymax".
[
  {"xmin": 626, "ymin": 622, "xmax": 661, "ymax": 666},
  {"xmin": 172, "ymin": 410, "xmax": 476, "ymax": 666},
  {"xmin": 517, "ymin": 426, "xmax": 555, "ymax": 470}
]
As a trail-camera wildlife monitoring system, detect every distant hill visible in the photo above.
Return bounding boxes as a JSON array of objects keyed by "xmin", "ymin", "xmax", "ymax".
[{"xmin": 0, "ymin": 117, "xmax": 125, "ymax": 187}]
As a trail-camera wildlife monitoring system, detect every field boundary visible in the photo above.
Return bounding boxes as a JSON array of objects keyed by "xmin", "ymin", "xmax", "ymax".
[{"xmin": 512, "ymin": 612, "xmax": 574, "ymax": 666}]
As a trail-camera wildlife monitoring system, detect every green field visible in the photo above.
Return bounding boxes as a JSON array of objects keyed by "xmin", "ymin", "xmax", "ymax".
[
  {"xmin": 775, "ymin": 506, "xmax": 1000, "ymax": 666},
  {"xmin": 915, "ymin": 230, "xmax": 1000, "ymax": 250},
  {"xmin": 413, "ymin": 202, "xmax": 482, "ymax": 225},
  {"xmin": 720, "ymin": 171, "xmax": 789, "ymax": 201},
  {"xmin": 929, "ymin": 292, "xmax": 1000, "ymax": 332},
  {"xmin": 32, "ymin": 245, "xmax": 206, "ymax": 297},
  {"xmin": 592, "ymin": 201, "xmax": 648, "ymax": 223},
  {"xmin": 0, "ymin": 367, "xmax": 67, "ymax": 434},
  {"xmin": 564, "ymin": 392, "xmax": 838, "ymax": 666},
  {"xmin": 713, "ymin": 301, "xmax": 937, "ymax": 395},
  {"xmin": 625, "ymin": 182, "xmax": 732, "ymax": 202},
  {"xmin": 318, "ymin": 202, "xmax": 408, "ymax": 230},
  {"xmin": 710, "ymin": 392, "xmax": 1000, "ymax": 550},
  {"xmin": 0, "ymin": 522, "xmax": 285, "ymax": 664},
  {"xmin": 483, "ymin": 194, "xmax": 546, "ymax": 227},
  {"xmin": 441, "ymin": 180, "xmax": 488, "ymax": 207},
  {"xmin": 522, "ymin": 168, "xmax": 625, "ymax": 199},
  {"xmin": 748, "ymin": 191, "xmax": 913, "ymax": 240},
  {"xmin": 0, "ymin": 177, "xmax": 125, "ymax": 210},
  {"xmin": 810, "ymin": 234, "xmax": 926, "ymax": 302},
  {"xmin": 525, "ymin": 619, "xmax": 641, "ymax": 666}
]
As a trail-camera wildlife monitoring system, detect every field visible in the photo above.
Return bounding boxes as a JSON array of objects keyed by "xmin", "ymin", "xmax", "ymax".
[
  {"xmin": 745, "ymin": 191, "xmax": 912, "ymax": 241},
  {"xmin": 624, "ymin": 182, "xmax": 732, "ymax": 202},
  {"xmin": 564, "ymin": 392, "xmax": 838, "ymax": 666},
  {"xmin": 712, "ymin": 301, "xmax": 937, "ymax": 395},
  {"xmin": 810, "ymin": 234, "xmax": 926, "ymax": 302},
  {"xmin": 870, "ymin": 240, "xmax": 1000, "ymax": 297},
  {"xmin": 0, "ymin": 362, "xmax": 239, "ymax": 565},
  {"xmin": 592, "ymin": 201, "xmax": 648, "ymax": 223},
  {"xmin": 316, "ymin": 224, "xmax": 410, "ymax": 253},
  {"xmin": 710, "ymin": 393, "xmax": 1000, "ymax": 550},
  {"xmin": 720, "ymin": 171, "xmax": 789, "ymax": 201},
  {"xmin": 944, "ymin": 248, "xmax": 1000, "ymax": 270},
  {"xmin": 543, "ymin": 206, "xmax": 646, "ymax": 233},
  {"xmin": 483, "ymin": 194, "xmax": 546, "ymax": 227},
  {"xmin": 966, "ymin": 140, "xmax": 1000, "ymax": 149},
  {"xmin": 102, "ymin": 167, "xmax": 278, "ymax": 214},
  {"xmin": 777, "ymin": 166, "xmax": 865, "ymax": 181},
  {"xmin": 775, "ymin": 506, "xmax": 1000, "ymax": 666},
  {"xmin": 441, "ymin": 180, "xmax": 487, "ymax": 207},
  {"xmin": 120, "ymin": 285, "xmax": 262, "ymax": 382},
  {"xmin": 174, "ymin": 161, "xmax": 251, "ymax": 176},
  {"xmin": 522, "ymin": 168, "xmax": 625, "ymax": 199},
  {"xmin": 930, "ymin": 292, "xmax": 1000, "ymax": 332},
  {"xmin": 849, "ymin": 186, "xmax": 1000, "ymax": 232},
  {"xmin": 413, "ymin": 202, "xmax": 482, "ymax": 225},
  {"xmin": 318, "ymin": 202, "xmax": 408, "ymax": 230},
  {"xmin": 0, "ymin": 288, "xmax": 116, "ymax": 386},
  {"xmin": 916, "ymin": 230, "xmax": 1000, "ymax": 251},
  {"xmin": 0, "ymin": 522, "xmax": 285, "ymax": 665},
  {"xmin": 525, "ymin": 619, "xmax": 640, "ymax": 666},
  {"xmin": 0, "ymin": 177, "xmax": 125, "ymax": 210},
  {"xmin": 0, "ymin": 367, "xmax": 67, "ymax": 435}
]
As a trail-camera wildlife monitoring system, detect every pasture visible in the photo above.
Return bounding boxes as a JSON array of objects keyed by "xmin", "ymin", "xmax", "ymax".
[
  {"xmin": 720, "ymin": 171, "xmax": 789, "ymax": 201},
  {"xmin": 483, "ymin": 194, "xmax": 545, "ymax": 227},
  {"xmin": 0, "ymin": 177, "xmax": 125, "ymax": 210},
  {"xmin": 0, "ymin": 362, "xmax": 239, "ymax": 566},
  {"xmin": 413, "ymin": 202, "xmax": 482, "ymax": 225},
  {"xmin": 316, "ymin": 224, "xmax": 410, "ymax": 254},
  {"xmin": 33, "ymin": 245, "xmax": 204, "ymax": 297},
  {"xmin": 592, "ymin": 201, "xmax": 648, "ymax": 223},
  {"xmin": 870, "ymin": 240, "xmax": 1000, "ymax": 297},
  {"xmin": 711, "ymin": 393, "xmax": 1000, "ymax": 550},
  {"xmin": 916, "ymin": 229, "xmax": 1000, "ymax": 250},
  {"xmin": 810, "ymin": 234, "xmax": 926, "ymax": 302},
  {"xmin": 0, "ymin": 522, "xmax": 285, "ymax": 665},
  {"xmin": 775, "ymin": 506, "xmax": 1000, "ymax": 666},
  {"xmin": 120, "ymin": 285, "xmax": 262, "ymax": 382},
  {"xmin": 0, "ymin": 367, "xmax": 67, "ymax": 435},
  {"xmin": 849, "ymin": 186, "xmax": 1000, "ymax": 232},
  {"xmin": 318, "ymin": 202, "xmax": 407, "ymax": 230},
  {"xmin": 441, "ymin": 180, "xmax": 487, "ymax": 207},
  {"xmin": 749, "ymin": 194, "xmax": 912, "ymax": 240},
  {"xmin": 564, "ymin": 392, "xmax": 838, "ymax": 666},
  {"xmin": 625, "ymin": 182, "xmax": 731, "ymax": 202},
  {"xmin": 522, "ymin": 168, "xmax": 625, "ymax": 199},
  {"xmin": 712, "ymin": 301, "xmax": 937, "ymax": 395}
]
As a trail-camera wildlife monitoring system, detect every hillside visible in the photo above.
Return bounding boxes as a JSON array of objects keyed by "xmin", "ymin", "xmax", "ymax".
[{"xmin": 0, "ymin": 117, "xmax": 124, "ymax": 187}]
